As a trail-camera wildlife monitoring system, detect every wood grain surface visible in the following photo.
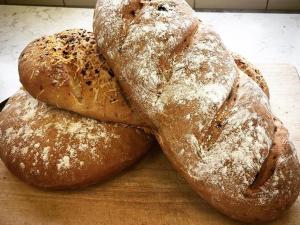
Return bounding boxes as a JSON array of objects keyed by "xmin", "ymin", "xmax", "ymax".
[{"xmin": 0, "ymin": 64, "xmax": 299, "ymax": 225}]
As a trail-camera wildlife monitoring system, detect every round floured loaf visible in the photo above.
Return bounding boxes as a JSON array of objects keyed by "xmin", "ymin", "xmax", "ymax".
[
  {"xmin": 19, "ymin": 29, "xmax": 269, "ymax": 128},
  {"xmin": 0, "ymin": 89, "xmax": 152, "ymax": 189},
  {"xmin": 93, "ymin": 0, "xmax": 300, "ymax": 222}
]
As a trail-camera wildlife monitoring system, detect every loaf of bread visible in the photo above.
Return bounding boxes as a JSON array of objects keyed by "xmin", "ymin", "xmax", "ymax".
[
  {"xmin": 0, "ymin": 89, "xmax": 152, "ymax": 189},
  {"xmin": 18, "ymin": 29, "xmax": 146, "ymax": 127},
  {"xmin": 93, "ymin": 0, "xmax": 300, "ymax": 222},
  {"xmin": 19, "ymin": 29, "xmax": 269, "ymax": 128}
]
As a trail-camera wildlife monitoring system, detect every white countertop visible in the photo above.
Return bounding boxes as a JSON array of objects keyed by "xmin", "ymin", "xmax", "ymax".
[{"xmin": 0, "ymin": 5, "xmax": 299, "ymax": 102}]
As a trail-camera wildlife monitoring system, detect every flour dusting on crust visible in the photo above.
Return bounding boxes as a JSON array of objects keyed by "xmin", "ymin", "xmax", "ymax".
[{"xmin": 0, "ymin": 89, "xmax": 125, "ymax": 174}]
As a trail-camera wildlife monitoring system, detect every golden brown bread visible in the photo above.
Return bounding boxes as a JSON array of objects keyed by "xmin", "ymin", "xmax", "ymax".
[
  {"xmin": 19, "ymin": 29, "xmax": 269, "ymax": 128},
  {"xmin": 93, "ymin": 0, "xmax": 300, "ymax": 222},
  {"xmin": 18, "ymin": 29, "xmax": 146, "ymax": 127},
  {"xmin": 0, "ymin": 89, "xmax": 153, "ymax": 189}
]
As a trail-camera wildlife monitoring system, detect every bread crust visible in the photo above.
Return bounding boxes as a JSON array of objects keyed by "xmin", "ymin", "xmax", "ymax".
[
  {"xmin": 0, "ymin": 89, "xmax": 153, "ymax": 189},
  {"xmin": 233, "ymin": 52, "xmax": 270, "ymax": 97},
  {"xmin": 93, "ymin": 0, "xmax": 300, "ymax": 222}
]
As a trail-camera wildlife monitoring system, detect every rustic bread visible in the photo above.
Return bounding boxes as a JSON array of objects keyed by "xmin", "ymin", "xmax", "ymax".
[
  {"xmin": 93, "ymin": 0, "xmax": 300, "ymax": 222},
  {"xmin": 19, "ymin": 29, "xmax": 268, "ymax": 128},
  {"xmin": 0, "ymin": 89, "xmax": 152, "ymax": 189},
  {"xmin": 18, "ymin": 29, "xmax": 146, "ymax": 127}
]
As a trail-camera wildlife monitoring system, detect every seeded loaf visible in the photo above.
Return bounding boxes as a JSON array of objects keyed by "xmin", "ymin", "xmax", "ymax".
[
  {"xmin": 93, "ymin": 0, "xmax": 300, "ymax": 222},
  {"xmin": 18, "ymin": 29, "xmax": 146, "ymax": 127},
  {"xmin": 19, "ymin": 29, "xmax": 269, "ymax": 128},
  {"xmin": 0, "ymin": 89, "xmax": 152, "ymax": 189}
]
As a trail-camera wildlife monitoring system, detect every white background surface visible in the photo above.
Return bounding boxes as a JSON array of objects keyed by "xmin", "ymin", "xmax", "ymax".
[{"xmin": 0, "ymin": 5, "xmax": 300, "ymax": 102}]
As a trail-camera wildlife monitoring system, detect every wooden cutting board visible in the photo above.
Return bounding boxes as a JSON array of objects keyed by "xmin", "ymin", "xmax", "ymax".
[{"xmin": 0, "ymin": 64, "xmax": 299, "ymax": 225}]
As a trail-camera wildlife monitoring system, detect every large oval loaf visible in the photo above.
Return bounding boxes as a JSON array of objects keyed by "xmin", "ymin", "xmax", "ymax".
[
  {"xmin": 19, "ymin": 29, "xmax": 268, "ymax": 128},
  {"xmin": 93, "ymin": 0, "xmax": 300, "ymax": 222},
  {"xmin": 0, "ymin": 89, "xmax": 152, "ymax": 189}
]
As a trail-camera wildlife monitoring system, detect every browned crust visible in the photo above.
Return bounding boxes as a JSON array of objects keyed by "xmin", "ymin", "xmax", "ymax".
[
  {"xmin": 157, "ymin": 120, "xmax": 300, "ymax": 222},
  {"xmin": 0, "ymin": 89, "xmax": 153, "ymax": 189}
]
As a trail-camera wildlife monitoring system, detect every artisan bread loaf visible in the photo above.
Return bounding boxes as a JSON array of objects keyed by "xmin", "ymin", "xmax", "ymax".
[
  {"xmin": 18, "ymin": 29, "xmax": 146, "ymax": 127},
  {"xmin": 19, "ymin": 29, "xmax": 268, "ymax": 127},
  {"xmin": 0, "ymin": 89, "xmax": 152, "ymax": 189},
  {"xmin": 93, "ymin": 0, "xmax": 300, "ymax": 222}
]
